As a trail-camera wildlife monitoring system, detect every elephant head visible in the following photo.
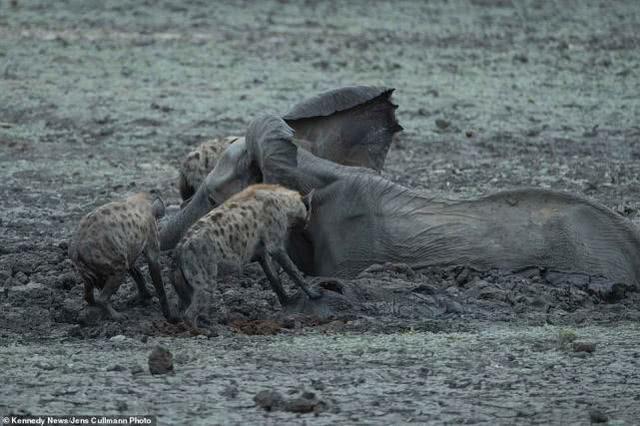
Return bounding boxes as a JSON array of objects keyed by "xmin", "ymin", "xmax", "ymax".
[
  {"xmin": 159, "ymin": 116, "xmax": 302, "ymax": 250},
  {"xmin": 159, "ymin": 86, "xmax": 403, "ymax": 250}
]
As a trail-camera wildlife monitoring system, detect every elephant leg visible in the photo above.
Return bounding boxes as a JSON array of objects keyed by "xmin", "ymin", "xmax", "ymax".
[
  {"xmin": 272, "ymin": 248, "xmax": 322, "ymax": 300},
  {"xmin": 258, "ymin": 254, "xmax": 291, "ymax": 306}
]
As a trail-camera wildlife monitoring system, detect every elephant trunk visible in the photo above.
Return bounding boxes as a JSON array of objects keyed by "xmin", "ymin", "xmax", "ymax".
[{"xmin": 159, "ymin": 185, "xmax": 212, "ymax": 250}]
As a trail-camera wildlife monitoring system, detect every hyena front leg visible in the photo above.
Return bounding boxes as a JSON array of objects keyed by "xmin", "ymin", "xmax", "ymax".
[
  {"xmin": 270, "ymin": 246, "xmax": 322, "ymax": 300},
  {"xmin": 144, "ymin": 248, "xmax": 176, "ymax": 323},
  {"xmin": 258, "ymin": 254, "xmax": 291, "ymax": 306}
]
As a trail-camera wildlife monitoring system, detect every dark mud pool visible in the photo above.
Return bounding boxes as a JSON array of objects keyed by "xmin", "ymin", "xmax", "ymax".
[{"xmin": 1, "ymin": 1, "xmax": 640, "ymax": 424}]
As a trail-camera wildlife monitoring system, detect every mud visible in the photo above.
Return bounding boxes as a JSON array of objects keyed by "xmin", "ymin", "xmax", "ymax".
[{"xmin": 1, "ymin": 0, "xmax": 640, "ymax": 424}]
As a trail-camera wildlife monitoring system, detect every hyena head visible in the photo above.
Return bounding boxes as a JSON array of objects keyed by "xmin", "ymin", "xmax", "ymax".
[
  {"xmin": 262, "ymin": 185, "xmax": 307, "ymax": 227},
  {"xmin": 178, "ymin": 137, "xmax": 242, "ymax": 201}
]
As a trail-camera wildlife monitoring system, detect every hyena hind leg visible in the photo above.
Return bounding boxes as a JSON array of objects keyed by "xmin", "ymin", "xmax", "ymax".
[
  {"xmin": 129, "ymin": 266, "xmax": 152, "ymax": 303},
  {"xmin": 95, "ymin": 274, "xmax": 125, "ymax": 321}
]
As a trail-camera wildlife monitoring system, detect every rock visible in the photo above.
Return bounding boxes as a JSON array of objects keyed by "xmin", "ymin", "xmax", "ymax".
[
  {"xmin": 148, "ymin": 346, "xmax": 173, "ymax": 375},
  {"xmin": 57, "ymin": 273, "xmax": 77, "ymax": 290},
  {"xmin": 573, "ymin": 342, "xmax": 596, "ymax": 353},
  {"xmin": 110, "ymin": 334, "xmax": 128, "ymax": 343},
  {"xmin": 478, "ymin": 287, "xmax": 507, "ymax": 302},
  {"xmin": 219, "ymin": 385, "xmax": 239, "ymax": 399},
  {"xmin": 15, "ymin": 271, "xmax": 29, "ymax": 284},
  {"xmin": 254, "ymin": 390, "xmax": 285, "ymax": 411},
  {"xmin": 285, "ymin": 395, "xmax": 319, "ymax": 414},
  {"xmin": 107, "ymin": 364, "xmax": 127, "ymax": 372},
  {"xmin": 513, "ymin": 53, "xmax": 529, "ymax": 63},
  {"xmin": 0, "ymin": 269, "xmax": 11, "ymax": 284},
  {"xmin": 78, "ymin": 306, "xmax": 102, "ymax": 326},
  {"xmin": 254, "ymin": 389, "xmax": 327, "ymax": 414},
  {"xmin": 588, "ymin": 408, "xmax": 608, "ymax": 423},
  {"xmin": 435, "ymin": 118, "xmax": 450, "ymax": 130}
]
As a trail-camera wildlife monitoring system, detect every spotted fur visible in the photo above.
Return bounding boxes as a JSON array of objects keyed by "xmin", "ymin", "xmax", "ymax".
[
  {"xmin": 68, "ymin": 192, "xmax": 174, "ymax": 321},
  {"xmin": 172, "ymin": 184, "xmax": 317, "ymax": 328},
  {"xmin": 177, "ymin": 136, "xmax": 243, "ymax": 201}
]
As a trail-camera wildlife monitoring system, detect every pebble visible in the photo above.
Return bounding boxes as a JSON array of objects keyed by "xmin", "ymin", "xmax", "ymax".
[
  {"xmin": 573, "ymin": 342, "xmax": 596, "ymax": 353},
  {"xmin": 588, "ymin": 408, "xmax": 608, "ymax": 423},
  {"xmin": 148, "ymin": 346, "xmax": 173, "ymax": 375},
  {"xmin": 435, "ymin": 118, "xmax": 451, "ymax": 130}
]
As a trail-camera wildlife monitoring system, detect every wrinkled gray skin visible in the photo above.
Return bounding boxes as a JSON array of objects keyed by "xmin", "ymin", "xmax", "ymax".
[
  {"xmin": 160, "ymin": 84, "xmax": 640, "ymax": 300},
  {"xmin": 161, "ymin": 115, "xmax": 640, "ymax": 294},
  {"xmin": 284, "ymin": 86, "xmax": 402, "ymax": 171},
  {"xmin": 160, "ymin": 86, "xmax": 400, "ymax": 250}
]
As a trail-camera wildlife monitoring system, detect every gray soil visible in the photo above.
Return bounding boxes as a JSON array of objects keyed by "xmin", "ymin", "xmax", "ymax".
[{"xmin": 1, "ymin": 0, "xmax": 639, "ymax": 424}]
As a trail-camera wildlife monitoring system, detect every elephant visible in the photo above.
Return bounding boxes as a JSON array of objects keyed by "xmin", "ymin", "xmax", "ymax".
[{"xmin": 159, "ymin": 90, "xmax": 640, "ymax": 305}]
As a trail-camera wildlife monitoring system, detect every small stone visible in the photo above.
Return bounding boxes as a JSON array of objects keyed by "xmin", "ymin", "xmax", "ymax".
[
  {"xmin": 573, "ymin": 342, "xmax": 596, "ymax": 353},
  {"xmin": 588, "ymin": 408, "xmax": 608, "ymax": 423},
  {"xmin": 15, "ymin": 271, "xmax": 29, "ymax": 284},
  {"xmin": 254, "ymin": 389, "xmax": 284, "ymax": 411},
  {"xmin": 435, "ymin": 119, "xmax": 450, "ymax": 130},
  {"xmin": 220, "ymin": 385, "xmax": 239, "ymax": 399},
  {"xmin": 110, "ymin": 334, "xmax": 127, "ymax": 343},
  {"xmin": 285, "ymin": 397, "xmax": 318, "ymax": 413},
  {"xmin": 513, "ymin": 53, "xmax": 529, "ymax": 63},
  {"xmin": 78, "ymin": 306, "xmax": 102, "ymax": 326},
  {"xmin": 148, "ymin": 346, "xmax": 173, "ymax": 375},
  {"xmin": 465, "ymin": 130, "xmax": 474, "ymax": 138},
  {"xmin": 107, "ymin": 364, "xmax": 127, "ymax": 372}
]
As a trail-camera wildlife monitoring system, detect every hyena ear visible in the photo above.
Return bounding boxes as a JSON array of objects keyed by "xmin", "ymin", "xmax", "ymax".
[{"xmin": 152, "ymin": 196, "xmax": 166, "ymax": 219}]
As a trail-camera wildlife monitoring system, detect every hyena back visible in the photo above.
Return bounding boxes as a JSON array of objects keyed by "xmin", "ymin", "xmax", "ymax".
[
  {"xmin": 68, "ymin": 192, "xmax": 174, "ymax": 321},
  {"xmin": 173, "ymin": 184, "xmax": 319, "ymax": 327}
]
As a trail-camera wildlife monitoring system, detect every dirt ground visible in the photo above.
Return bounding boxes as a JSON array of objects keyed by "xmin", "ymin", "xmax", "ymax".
[{"xmin": 1, "ymin": 0, "xmax": 639, "ymax": 424}]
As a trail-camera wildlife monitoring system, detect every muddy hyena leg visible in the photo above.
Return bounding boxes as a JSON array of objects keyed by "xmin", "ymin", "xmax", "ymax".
[
  {"xmin": 83, "ymin": 280, "xmax": 96, "ymax": 306},
  {"xmin": 95, "ymin": 275, "xmax": 125, "ymax": 321},
  {"xmin": 258, "ymin": 255, "xmax": 291, "ymax": 306},
  {"xmin": 129, "ymin": 266, "xmax": 152, "ymax": 303},
  {"xmin": 146, "ymin": 256, "xmax": 177, "ymax": 323},
  {"xmin": 271, "ymin": 248, "xmax": 322, "ymax": 300}
]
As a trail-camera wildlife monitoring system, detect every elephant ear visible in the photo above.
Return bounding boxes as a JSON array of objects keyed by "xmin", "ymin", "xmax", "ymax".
[
  {"xmin": 283, "ymin": 86, "xmax": 402, "ymax": 171},
  {"xmin": 245, "ymin": 114, "xmax": 298, "ymax": 187}
]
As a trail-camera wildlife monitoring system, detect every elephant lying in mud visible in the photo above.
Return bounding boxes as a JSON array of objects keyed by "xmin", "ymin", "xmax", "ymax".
[{"xmin": 160, "ymin": 90, "xmax": 639, "ymax": 312}]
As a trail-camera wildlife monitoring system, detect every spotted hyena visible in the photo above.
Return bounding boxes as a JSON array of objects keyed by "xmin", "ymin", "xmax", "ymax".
[
  {"xmin": 68, "ymin": 192, "xmax": 174, "ymax": 321},
  {"xmin": 177, "ymin": 136, "xmax": 242, "ymax": 202},
  {"xmin": 172, "ymin": 184, "xmax": 320, "ymax": 327}
]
